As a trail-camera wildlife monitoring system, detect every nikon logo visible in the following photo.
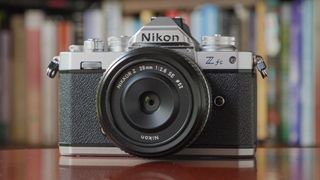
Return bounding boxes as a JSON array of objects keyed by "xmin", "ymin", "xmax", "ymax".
[{"xmin": 141, "ymin": 33, "xmax": 179, "ymax": 42}]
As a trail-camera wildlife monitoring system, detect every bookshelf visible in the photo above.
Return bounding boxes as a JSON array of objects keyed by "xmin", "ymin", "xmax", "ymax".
[
  {"xmin": 122, "ymin": 0, "xmax": 256, "ymax": 14},
  {"xmin": 0, "ymin": 0, "xmax": 320, "ymax": 148},
  {"xmin": 0, "ymin": 0, "xmax": 99, "ymax": 10}
]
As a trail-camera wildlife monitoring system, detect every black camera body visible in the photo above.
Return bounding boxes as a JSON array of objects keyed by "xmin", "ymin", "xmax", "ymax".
[{"xmin": 50, "ymin": 17, "xmax": 265, "ymax": 158}]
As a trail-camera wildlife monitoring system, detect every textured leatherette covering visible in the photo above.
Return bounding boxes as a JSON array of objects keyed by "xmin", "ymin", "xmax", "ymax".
[
  {"xmin": 59, "ymin": 71, "xmax": 112, "ymax": 146},
  {"xmin": 190, "ymin": 72, "xmax": 257, "ymax": 148},
  {"xmin": 59, "ymin": 70, "xmax": 256, "ymax": 148}
]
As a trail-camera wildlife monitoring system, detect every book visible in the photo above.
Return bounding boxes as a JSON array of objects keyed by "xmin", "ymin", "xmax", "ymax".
[
  {"xmin": 57, "ymin": 20, "xmax": 73, "ymax": 52},
  {"xmin": 179, "ymin": 11, "xmax": 191, "ymax": 26},
  {"xmin": 279, "ymin": 3, "xmax": 291, "ymax": 144},
  {"xmin": 234, "ymin": 4, "xmax": 250, "ymax": 51},
  {"xmin": 72, "ymin": 11, "xmax": 84, "ymax": 45},
  {"xmin": 221, "ymin": 9, "xmax": 241, "ymax": 50},
  {"xmin": 255, "ymin": 0, "xmax": 268, "ymax": 141},
  {"xmin": 190, "ymin": 6, "xmax": 202, "ymax": 41},
  {"xmin": 123, "ymin": 16, "xmax": 136, "ymax": 36},
  {"xmin": 83, "ymin": 8, "xmax": 104, "ymax": 40},
  {"xmin": 0, "ymin": 28, "xmax": 10, "ymax": 145},
  {"xmin": 25, "ymin": 10, "xmax": 45, "ymax": 145},
  {"xmin": 47, "ymin": 0, "xmax": 66, "ymax": 8},
  {"xmin": 165, "ymin": 10, "xmax": 179, "ymax": 18},
  {"xmin": 191, "ymin": 4, "xmax": 220, "ymax": 42},
  {"xmin": 248, "ymin": 10, "xmax": 256, "ymax": 52},
  {"xmin": 201, "ymin": 4, "xmax": 220, "ymax": 36},
  {"xmin": 300, "ymin": 0, "xmax": 315, "ymax": 146},
  {"xmin": 102, "ymin": 0, "xmax": 123, "ymax": 37},
  {"xmin": 288, "ymin": 0, "xmax": 302, "ymax": 145},
  {"xmin": 315, "ymin": 0, "xmax": 320, "ymax": 146},
  {"xmin": 9, "ymin": 15, "xmax": 27, "ymax": 145},
  {"xmin": 139, "ymin": 10, "xmax": 154, "ymax": 25},
  {"xmin": 41, "ymin": 19, "xmax": 58, "ymax": 146},
  {"xmin": 265, "ymin": 1, "xmax": 281, "ymax": 144}
]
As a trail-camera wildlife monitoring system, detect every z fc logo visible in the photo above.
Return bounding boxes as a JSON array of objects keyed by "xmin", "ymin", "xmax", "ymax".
[
  {"xmin": 142, "ymin": 33, "xmax": 180, "ymax": 42},
  {"xmin": 206, "ymin": 56, "xmax": 223, "ymax": 66}
]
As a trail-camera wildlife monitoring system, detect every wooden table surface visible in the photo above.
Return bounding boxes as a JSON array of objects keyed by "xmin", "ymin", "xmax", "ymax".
[{"xmin": 0, "ymin": 148, "xmax": 319, "ymax": 180}]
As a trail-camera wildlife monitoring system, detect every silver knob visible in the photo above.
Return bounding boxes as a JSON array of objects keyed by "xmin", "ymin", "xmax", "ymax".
[
  {"xmin": 69, "ymin": 45, "xmax": 83, "ymax": 52},
  {"xmin": 108, "ymin": 36, "xmax": 130, "ymax": 52},
  {"xmin": 83, "ymin": 38, "xmax": 105, "ymax": 52},
  {"xmin": 201, "ymin": 34, "xmax": 237, "ymax": 51}
]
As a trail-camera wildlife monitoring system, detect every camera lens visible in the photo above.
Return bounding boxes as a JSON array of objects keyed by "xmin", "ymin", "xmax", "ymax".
[{"xmin": 97, "ymin": 47, "xmax": 211, "ymax": 158}]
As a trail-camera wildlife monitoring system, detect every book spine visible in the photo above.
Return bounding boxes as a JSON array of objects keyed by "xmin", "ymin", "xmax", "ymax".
[
  {"xmin": 288, "ymin": 0, "xmax": 302, "ymax": 145},
  {"xmin": 201, "ymin": 4, "xmax": 220, "ymax": 36},
  {"xmin": 133, "ymin": 16, "xmax": 142, "ymax": 33},
  {"xmin": 25, "ymin": 10, "xmax": 45, "ymax": 145},
  {"xmin": 123, "ymin": 16, "xmax": 136, "ymax": 36},
  {"xmin": 102, "ymin": 0, "xmax": 123, "ymax": 37},
  {"xmin": 279, "ymin": 3, "xmax": 291, "ymax": 144},
  {"xmin": 255, "ymin": 0, "xmax": 268, "ymax": 141},
  {"xmin": 315, "ymin": 0, "xmax": 320, "ymax": 146},
  {"xmin": 72, "ymin": 11, "xmax": 84, "ymax": 45},
  {"xmin": 9, "ymin": 15, "xmax": 27, "ymax": 145},
  {"xmin": 41, "ymin": 19, "xmax": 58, "ymax": 146},
  {"xmin": 0, "ymin": 29, "xmax": 10, "ymax": 145},
  {"xmin": 83, "ymin": 8, "xmax": 104, "ymax": 40},
  {"xmin": 221, "ymin": 10, "xmax": 239, "ymax": 47},
  {"xmin": 139, "ymin": 10, "xmax": 154, "ymax": 25},
  {"xmin": 57, "ymin": 20, "xmax": 73, "ymax": 52},
  {"xmin": 179, "ymin": 11, "xmax": 191, "ymax": 26},
  {"xmin": 249, "ymin": 10, "xmax": 256, "ymax": 52},
  {"xmin": 265, "ymin": 5, "xmax": 281, "ymax": 144},
  {"xmin": 47, "ymin": 0, "xmax": 66, "ymax": 8},
  {"xmin": 301, "ymin": 0, "xmax": 315, "ymax": 146},
  {"xmin": 234, "ymin": 4, "xmax": 250, "ymax": 51},
  {"xmin": 164, "ymin": 9, "xmax": 179, "ymax": 18},
  {"xmin": 190, "ymin": 7, "xmax": 202, "ymax": 41}
]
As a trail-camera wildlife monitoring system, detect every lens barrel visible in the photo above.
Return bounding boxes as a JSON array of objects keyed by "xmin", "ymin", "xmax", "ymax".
[{"xmin": 97, "ymin": 47, "xmax": 211, "ymax": 157}]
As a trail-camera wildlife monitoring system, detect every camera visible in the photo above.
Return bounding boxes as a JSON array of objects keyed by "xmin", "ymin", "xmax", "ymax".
[{"xmin": 47, "ymin": 17, "xmax": 267, "ymax": 158}]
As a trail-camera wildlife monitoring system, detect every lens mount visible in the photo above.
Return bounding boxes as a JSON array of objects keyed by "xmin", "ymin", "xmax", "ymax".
[{"xmin": 97, "ymin": 47, "xmax": 211, "ymax": 157}]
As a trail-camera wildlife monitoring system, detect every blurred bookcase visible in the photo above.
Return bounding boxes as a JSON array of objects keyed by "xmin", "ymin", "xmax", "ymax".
[
  {"xmin": 121, "ymin": 0, "xmax": 256, "ymax": 14},
  {"xmin": 0, "ymin": 0, "xmax": 320, "ymax": 148}
]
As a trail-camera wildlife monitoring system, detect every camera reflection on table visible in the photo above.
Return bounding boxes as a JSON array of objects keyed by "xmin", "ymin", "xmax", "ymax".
[{"xmin": 59, "ymin": 156, "xmax": 257, "ymax": 180}]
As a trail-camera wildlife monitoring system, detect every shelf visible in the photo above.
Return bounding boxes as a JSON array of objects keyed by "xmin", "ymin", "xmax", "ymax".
[
  {"xmin": 0, "ymin": 0, "xmax": 99, "ymax": 12},
  {"xmin": 122, "ymin": 0, "xmax": 257, "ymax": 14}
]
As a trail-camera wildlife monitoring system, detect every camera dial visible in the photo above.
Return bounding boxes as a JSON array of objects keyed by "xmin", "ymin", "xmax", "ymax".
[{"xmin": 201, "ymin": 34, "xmax": 236, "ymax": 52}]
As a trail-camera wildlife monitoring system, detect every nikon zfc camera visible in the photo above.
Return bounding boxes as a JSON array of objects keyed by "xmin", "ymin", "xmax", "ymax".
[{"xmin": 47, "ymin": 17, "xmax": 267, "ymax": 158}]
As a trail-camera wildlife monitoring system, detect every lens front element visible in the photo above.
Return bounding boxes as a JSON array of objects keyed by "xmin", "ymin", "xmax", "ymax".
[{"xmin": 140, "ymin": 92, "xmax": 160, "ymax": 114}]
